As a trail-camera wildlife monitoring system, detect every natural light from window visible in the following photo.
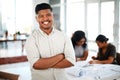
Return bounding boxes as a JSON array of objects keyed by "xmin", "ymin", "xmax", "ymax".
[
  {"xmin": 66, "ymin": 1, "xmax": 85, "ymax": 37},
  {"xmin": 1, "ymin": 0, "xmax": 33, "ymax": 35},
  {"xmin": 101, "ymin": 1, "xmax": 114, "ymax": 42}
]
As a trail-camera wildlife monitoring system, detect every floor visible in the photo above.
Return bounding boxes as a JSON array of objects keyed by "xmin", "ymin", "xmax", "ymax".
[
  {"xmin": 0, "ymin": 62, "xmax": 31, "ymax": 80},
  {"xmin": 0, "ymin": 41, "xmax": 31, "ymax": 80}
]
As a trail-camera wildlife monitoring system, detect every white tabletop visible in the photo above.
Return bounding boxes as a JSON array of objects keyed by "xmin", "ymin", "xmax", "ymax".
[
  {"xmin": 0, "ymin": 61, "xmax": 120, "ymax": 80},
  {"xmin": 66, "ymin": 61, "xmax": 120, "ymax": 80}
]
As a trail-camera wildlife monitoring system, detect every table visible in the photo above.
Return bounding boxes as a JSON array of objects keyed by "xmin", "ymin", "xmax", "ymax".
[
  {"xmin": 66, "ymin": 61, "xmax": 120, "ymax": 80},
  {"xmin": 0, "ymin": 62, "xmax": 31, "ymax": 80},
  {"xmin": 0, "ymin": 36, "xmax": 26, "ymax": 52}
]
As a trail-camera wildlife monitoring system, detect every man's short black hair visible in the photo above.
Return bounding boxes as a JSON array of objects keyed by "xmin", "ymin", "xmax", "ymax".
[{"xmin": 35, "ymin": 3, "xmax": 52, "ymax": 14}]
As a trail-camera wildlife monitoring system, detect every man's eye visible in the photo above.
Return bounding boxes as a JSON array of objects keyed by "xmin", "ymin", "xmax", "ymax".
[{"xmin": 47, "ymin": 14, "xmax": 51, "ymax": 17}]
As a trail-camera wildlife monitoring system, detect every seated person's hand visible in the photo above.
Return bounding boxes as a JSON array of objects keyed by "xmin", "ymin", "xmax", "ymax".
[
  {"xmin": 76, "ymin": 58, "xmax": 81, "ymax": 62},
  {"xmin": 89, "ymin": 60, "xmax": 100, "ymax": 64},
  {"xmin": 76, "ymin": 58, "xmax": 86, "ymax": 62},
  {"xmin": 91, "ymin": 56, "xmax": 97, "ymax": 60}
]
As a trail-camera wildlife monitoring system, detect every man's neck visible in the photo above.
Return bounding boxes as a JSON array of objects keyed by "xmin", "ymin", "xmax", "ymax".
[{"xmin": 41, "ymin": 27, "xmax": 53, "ymax": 35}]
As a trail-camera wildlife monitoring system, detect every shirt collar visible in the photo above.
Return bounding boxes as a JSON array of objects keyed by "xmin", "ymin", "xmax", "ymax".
[{"xmin": 38, "ymin": 27, "xmax": 55, "ymax": 36}]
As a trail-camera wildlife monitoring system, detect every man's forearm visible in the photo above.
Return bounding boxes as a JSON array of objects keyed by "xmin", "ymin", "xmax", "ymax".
[
  {"xmin": 33, "ymin": 53, "xmax": 64, "ymax": 69},
  {"xmin": 52, "ymin": 59, "xmax": 74, "ymax": 68}
]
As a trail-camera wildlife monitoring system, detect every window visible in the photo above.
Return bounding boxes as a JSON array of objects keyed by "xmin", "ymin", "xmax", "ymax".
[
  {"xmin": 51, "ymin": 0, "xmax": 119, "ymax": 53},
  {"xmin": 0, "ymin": 0, "xmax": 32, "ymax": 35},
  {"xmin": 118, "ymin": 0, "xmax": 120, "ymax": 52},
  {"xmin": 87, "ymin": 3, "xmax": 98, "ymax": 41},
  {"xmin": 52, "ymin": 7, "xmax": 61, "ymax": 30},
  {"xmin": 49, "ymin": 0, "xmax": 60, "ymax": 5},
  {"xmin": 101, "ymin": 1, "xmax": 114, "ymax": 42},
  {"xmin": 66, "ymin": 0, "xmax": 85, "ymax": 37},
  {"xmin": 87, "ymin": 2, "xmax": 99, "ymax": 52}
]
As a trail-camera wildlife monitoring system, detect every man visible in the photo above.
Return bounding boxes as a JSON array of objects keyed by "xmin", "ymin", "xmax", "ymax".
[{"xmin": 25, "ymin": 3, "xmax": 76, "ymax": 80}]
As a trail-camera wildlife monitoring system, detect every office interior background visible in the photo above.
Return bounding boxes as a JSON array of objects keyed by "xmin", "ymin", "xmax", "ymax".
[
  {"xmin": 0, "ymin": 0, "xmax": 120, "ymax": 80},
  {"xmin": 0, "ymin": 0, "xmax": 120, "ymax": 57}
]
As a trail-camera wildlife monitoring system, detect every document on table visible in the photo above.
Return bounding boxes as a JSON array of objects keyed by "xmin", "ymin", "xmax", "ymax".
[{"xmin": 66, "ymin": 61, "xmax": 120, "ymax": 80}]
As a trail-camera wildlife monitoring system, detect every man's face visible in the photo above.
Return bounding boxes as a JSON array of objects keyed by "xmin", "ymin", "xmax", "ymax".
[{"xmin": 36, "ymin": 9, "xmax": 54, "ymax": 30}]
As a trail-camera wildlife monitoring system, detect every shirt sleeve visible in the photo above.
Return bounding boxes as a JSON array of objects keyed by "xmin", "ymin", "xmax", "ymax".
[
  {"xmin": 64, "ymin": 35, "xmax": 76, "ymax": 65},
  {"xmin": 25, "ymin": 34, "xmax": 40, "ymax": 68},
  {"xmin": 85, "ymin": 45, "xmax": 88, "ymax": 51},
  {"xmin": 108, "ymin": 44, "xmax": 116, "ymax": 57}
]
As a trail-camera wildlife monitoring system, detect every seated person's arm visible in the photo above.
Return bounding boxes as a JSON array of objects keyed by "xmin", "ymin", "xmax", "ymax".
[
  {"xmin": 89, "ymin": 56, "xmax": 114, "ymax": 64},
  {"xmin": 76, "ymin": 51, "xmax": 88, "ymax": 61},
  {"xmin": 33, "ymin": 53, "xmax": 64, "ymax": 69},
  {"xmin": 91, "ymin": 53, "xmax": 99, "ymax": 60},
  {"xmin": 80, "ymin": 51, "xmax": 88, "ymax": 60}
]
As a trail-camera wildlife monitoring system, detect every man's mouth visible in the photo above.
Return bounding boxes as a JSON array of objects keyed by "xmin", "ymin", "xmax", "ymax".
[{"xmin": 43, "ymin": 21, "xmax": 49, "ymax": 25}]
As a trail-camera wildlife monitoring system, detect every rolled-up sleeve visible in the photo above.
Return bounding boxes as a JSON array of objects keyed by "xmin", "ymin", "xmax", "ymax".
[
  {"xmin": 64, "ymin": 35, "xmax": 76, "ymax": 65},
  {"xmin": 25, "ymin": 35, "xmax": 40, "ymax": 68}
]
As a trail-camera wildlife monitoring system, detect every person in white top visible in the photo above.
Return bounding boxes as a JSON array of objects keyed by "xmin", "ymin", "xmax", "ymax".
[
  {"xmin": 25, "ymin": 3, "xmax": 76, "ymax": 80},
  {"xmin": 71, "ymin": 30, "xmax": 88, "ymax": 61}
]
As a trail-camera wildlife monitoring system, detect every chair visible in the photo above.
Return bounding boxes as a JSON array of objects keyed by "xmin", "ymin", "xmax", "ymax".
[
  {"xmin": 116, "ymin": 52, "xmax": 120, "ymax": 65},
  {"xmin": 0, "ymin": 71, "xmax": 19, "ymax": 80}
]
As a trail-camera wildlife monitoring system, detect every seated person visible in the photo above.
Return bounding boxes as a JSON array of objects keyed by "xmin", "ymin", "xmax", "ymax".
[
  {"xmin": 89, "ymin": 34, "xmax": 116, "ymax": 64},
  {"xmin": 71, "ymin": 30, "xmax": 88, "ymax": 61}
]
